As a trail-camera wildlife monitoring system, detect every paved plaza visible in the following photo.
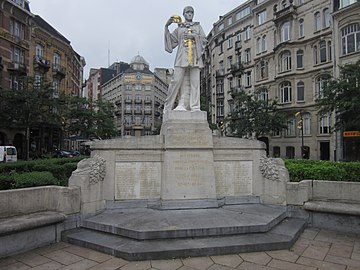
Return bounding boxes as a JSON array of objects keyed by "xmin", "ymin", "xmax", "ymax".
[{"xmin": 1, "ymin": 228, "xmax": 360, "ymax": 270}]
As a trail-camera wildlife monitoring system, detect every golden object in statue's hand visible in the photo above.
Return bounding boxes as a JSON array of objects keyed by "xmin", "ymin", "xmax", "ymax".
[{"xmin": 171, "ymin": 15, "xmax": 182, "ymax": 23}]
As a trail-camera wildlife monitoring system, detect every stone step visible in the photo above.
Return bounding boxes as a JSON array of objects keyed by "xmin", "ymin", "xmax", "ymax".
[
  {"xmin": 62, "ymin": 217, "xmax": 306, "ymax": 261},
  {"xmin": 81, "ymin": 204, "xmax": 288, "ymax": 240}
]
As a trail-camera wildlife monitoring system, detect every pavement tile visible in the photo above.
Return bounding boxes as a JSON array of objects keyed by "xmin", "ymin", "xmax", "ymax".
[
  {"xmin": 207, "ymin": 264, "xmax": 234, "ymax": 270},
  {"xmin": 301, "ymin": 245, "xmax": 329, "ymax": 260},
  {"xmin": 290, "ymin": 241, "xmax": 309, "ymax": 256},
  {"xmin": 354, "ymin": 242, "xmax": 360, "ymax": 253},
  {"xmin": 14, "ymin": 252, "xmax": 52, "ymax": 267},
  {"xmin": 150, "ymin": 258, "xmax": 183, "ymax": 270},
  {"xmin": 33, "ymin": 243, "xmax": 70, "ymax": 256},
  {"xmin": 62, "ymin": 245, "xmax": 113, "ymax": 263},
  {"xmin": 177, "ymin": 266, "xmax": 198, "ymax": 270},
  {"xmin": 351, "ymin": 252, "xmax": 360, "ymax": 261},
  {"xmin": 30, "ymin": 261, "xmax": 63, "ymax": 270},
  {"xmin": 296, "ymin": 256, "xmax": 346, "ymax": 270},
  {"xmin": 325, "ymin": 254, "xmax": 360, "ymax": 268},
  {"xmin": 328, "ymin": 243, "xmax": 353, "ymax": 258},
  {"xmin": 56, "ymin": 259, "xmax": 98, "ymax": 270},
  {"xmin": 300, "ymin": 228, "xmax": 320, "ymax": 240},
  {"xmin": 119, "ymin": 261, "xmax": 151, "ymax": 270},
  {"xmin": 315, "ymin": 230, "xmax": 354, "ymax": 246},
  {"xmin": 296, "ymin": 237, "xmax": 331, "ymax": 248},
  {"xmin": 239, "ymin": 252, "xmax": 272, "ymax": 265},
  {"xmin": 268, "ymin": 259, "xmax": 317, "ymax": 270},
  {"xmin": 42, "ymin": 250, "xmax": 83, "ymax": 266},
  {"xmin": 0, "ymin": 261, "xmax": 31, "ymax": 270},
  {"xmin": 0, "ymin": 257, "xmax": 17, "ymax": 268},
  {"xmin": 210, "ymin": 254, "xmax": 243, "ymax": 268},
  {"xmin": 182, "ymin": 257, "xmax": 214, "ymax": 270},
  {"xmin": 87, "ymin": 258, "xmax": 128, "ymax": 270},
  {"xmin": 237, "ymin": 261, "xmax": 278, "ymax": 269},
  {"xmin": 266, "ymin": 249, "xmax": 299, "ymax": 262}
]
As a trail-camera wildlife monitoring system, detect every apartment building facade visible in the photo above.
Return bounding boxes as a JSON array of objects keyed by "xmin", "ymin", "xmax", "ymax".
[
  {"xmin": 202, "ymin": 0, "xmax": 360, "ymax": 161},
  {"xmin": 0, "ymin": 0, "xmax": 85, "ymax": 157},
  {"xmin": 101, "ymin": 55, "xmax": 168, "ymax": 137}
]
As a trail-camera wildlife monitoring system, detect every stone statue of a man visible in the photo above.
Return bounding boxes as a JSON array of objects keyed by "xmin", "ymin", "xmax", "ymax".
[{"xmin": 163, "ymin": 6, "xmax": 207, "ymax": 112}]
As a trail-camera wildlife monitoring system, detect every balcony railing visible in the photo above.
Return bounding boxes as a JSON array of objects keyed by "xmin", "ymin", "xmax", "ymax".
[
  {"xmin": 235, "ymin": 40, "xmax": 242, "ymax": 50},
  {"xmin": 52, "ymin": 64, "xmax": 66, "ymax": 79},
  {"xmin": 7, "ymin": 61, "xmax": 27, "ymax": 75},
  {"xmin": 230, "ymin": 62, "xmax": 244, "ymax": 74},
  {"xmin": 274, "ymin": 4, "xmax": 297, "ymax": 23},
  {"xmin": 33, "ymin": 56, "xmax": 50, "ymax": 71},
  {"xmin": 216, "ymin": 69, "xmax": 225, "ymax": 77}
]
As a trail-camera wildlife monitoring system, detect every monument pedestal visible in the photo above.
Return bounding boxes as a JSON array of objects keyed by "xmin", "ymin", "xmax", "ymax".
[{"xmin": 161, "ymin": 111, "xmax": 216, "ymax": 202}]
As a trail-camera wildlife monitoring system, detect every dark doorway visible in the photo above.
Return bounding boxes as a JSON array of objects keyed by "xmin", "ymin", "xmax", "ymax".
[
  {"xmin": 320, "ymin": 141, "xmax": 330, "ymax": 160},
  {"xmin": 13, "ymin": 133, "xmax": 25, "ymax": 160}
]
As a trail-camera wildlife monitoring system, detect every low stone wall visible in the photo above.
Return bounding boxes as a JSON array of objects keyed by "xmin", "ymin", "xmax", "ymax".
[
  {"xmin": 0, "ymin": 186, "xmax": 81, "ymax": 219},
  {"xmin": 286, "ymin": 180, "xmax": 360, "ymax": 205},
  {"xmin": 287, "ymin": 180, "xmax": 360, "ymax": 234},
  {"xmin": 0, "ymin": 186, "xmax": 81, "ymax": 257}
]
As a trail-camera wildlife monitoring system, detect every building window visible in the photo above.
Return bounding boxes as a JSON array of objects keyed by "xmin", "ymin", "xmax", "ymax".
[
  {"xmin": 216, "ymin": 79, "xmax": 224, "ymax": 94},
  {"xmin": 297, "ymin": 81, "xmax": 305, "ymax": 101},
  {"xmin": 280, "ymin": 81, "xmax": 292, "ymax": 103},
  {"xmin": 299, "ymin": 19, "xmax": 304, "ymax": 38},
  {"xmin": 314, "ymin": 12, "xmax": 321, "ymax": 32},
  {"xmin": 245, "ymin": 71, "xmax": 252, "ymax": 87},
  {"xmin": 228, "ymin": 37, "xmax": 233, "ymax": 49},
  {"xmin": 262, "ymin": 35, "xmax": 267, "ymax": 52},
  {"xmin": 218, "ymin": 23, "xmax": 224, "ymax": 31},
  {"xmin": 280, "ymin": 21, "xmax": 290, "ymax": 42},
  {"xmin": 217, "ymin": 100, "xmax": 224, "ymax": 116},
  {"xmin": 227, "ymin": 16, "xmax": 233, "ymax": 26},
  {"xmin": 53, "ymin": 53, "xmax": 61, "ymax": 67},
  {"xmin": 341, "ymin": 23, "xmax": 360, "ymax": 55},
  {"xmin": 296, "ymin": 50, "xmax": 303, "ymax": 68},
  {"xmin": 286, "ymin": 117, "xmax": 296, "ymax": 136},
  {"xmin": 10, "ymin": 19, "xmax": 24, "ymax": 39},
  {"xmin": 256, "ymin": 87, "xmax": 268, "ymax": 101},
  {"xmin": 227, "ymin": 56, "xmax": 233, "ymax": 69},
  {"xmin": 35, "ymin": 43, "xmax": 43, "ymax": 58},
  {"xmin": 340, "ymin": 0, "xmax": 356, "ymax": 9},
  {"xmin": 236, "ymin": 6, "xmax": 251, "ymax": 21},
  {"xmin": 286, "ymin": 146, "xmax": 295, "ymax": 159},
  {"xmin": 313, "ymin": 45, "xmax": 318, "ymax": 65},
  {"xmin": 10, "ymin": 46, "xmax": 25, "ymax": 64},
  {"xmin": 145, "ymin": 85, "xmax": 151, "ymax": 91},
  {"xmin": 273, "ymin": 146, "xmax": 280, "ymax": 157},
  {"xmin": 257, "ymin": 37, "xmax": 262, "ymax": 54},
  {"xmin": 328, "ymin": 41, "xmax": 332, "ymax": 61},
  {"xmin": 303, "ymin": 112, "xmax": 311, "ymax": 135},
  {"xmin": 315, "ymin": 76, "xmax": 329, "ymax": 98},
  {"xmin": 257, "ymin": 10, "xmax": 267, "ymax": 25},
  {"xmin": 319, "ymin": 114, "xmax": 331, "ymax": 134},
  {"xmin": 279, "ymin": 50, "xmax": 291, "ymax": 72},
  {"xmin": 323, "ymin": 8, "xmax": 330, "ymax": 28},
  {"xmin": 244, "ymin": 26, "xmax": 251, "ymax": 40},
  {"xmin": 320, "ymin": 41, "xmax": 327, "ymax": 63},
  {"xmin": 257, "ymin": 61, "xmax": 268, "ymax": 80},
  {"xmin": 273, "ymin": 146, "xmax": 280, "ymax": 158},
  {"xmin": 245, "ymin": 48, "xmax": 251, "ymax": 63},
  {"xmin": 52, "ymin": 79, "xmax": 59, "ymax": 97}
]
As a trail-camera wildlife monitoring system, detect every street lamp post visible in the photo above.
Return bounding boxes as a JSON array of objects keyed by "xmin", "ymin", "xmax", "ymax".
[{"xmin": 295, "ymin": 111, "xmax": 304, "ymax": 159}]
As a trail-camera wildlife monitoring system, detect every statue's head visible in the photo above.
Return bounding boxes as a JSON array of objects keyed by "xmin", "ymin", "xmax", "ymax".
[{"xmin": 183, "ymin": 6, "xmax": 194, "ymax": 21}]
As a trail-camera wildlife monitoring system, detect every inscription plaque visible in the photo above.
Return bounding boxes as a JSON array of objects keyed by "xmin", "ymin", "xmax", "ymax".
[
  {"xmin": 115, "ymin": 162, "xmax": 161, "ymax": 200},
  {"xmin": 214, "ymin": 161, "xmax": 252, "ymax": 196}
]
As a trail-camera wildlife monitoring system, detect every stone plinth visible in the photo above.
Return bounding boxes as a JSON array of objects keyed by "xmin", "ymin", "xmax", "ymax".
[{"xmin": 161, "ymin": 111, "xmax": 217, "ymax": 200}]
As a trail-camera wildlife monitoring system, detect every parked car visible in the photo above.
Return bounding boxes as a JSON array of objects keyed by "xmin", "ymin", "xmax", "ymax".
[
  {"xmin": 0, "ymin": 146, "xmax": 17, "ymax": 162},
  {"xmin": 68, "ymin": 149, "xmax": 80, "ymax": 157},
  {"xmin": 53, "ymin": 150, "xmax": 74, "ymax": 158}
]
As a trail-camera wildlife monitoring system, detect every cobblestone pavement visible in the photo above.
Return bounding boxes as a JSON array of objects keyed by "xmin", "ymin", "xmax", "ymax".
[{"xmin": 1, "ymin": 228, "xmax": 360, "ymax": 270}]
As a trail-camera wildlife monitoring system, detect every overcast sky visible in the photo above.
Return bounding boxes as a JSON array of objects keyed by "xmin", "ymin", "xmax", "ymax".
[{"xmin": 29, "ymin": 1, "xmax": 246, "ymax": 78}]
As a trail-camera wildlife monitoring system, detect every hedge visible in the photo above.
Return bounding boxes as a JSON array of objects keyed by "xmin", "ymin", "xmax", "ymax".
[
  {"xmin": 0, "ymin": 157, "xmax": 83, "ymax": 190},
  {"xmin": 284, "ymin": 159, "xmax": 360, "ymax": 182}
]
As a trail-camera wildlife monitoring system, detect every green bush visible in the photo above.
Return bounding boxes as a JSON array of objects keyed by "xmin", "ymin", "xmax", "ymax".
[
  {"xmin": 0, "ymin": 157, "xmax": 83, "ymax": 190},
  {"xmin": 284, "ymin": 159, "xmax": 360, "ymax": 182},
  {"xmin": 12, "ymin": 171, "xmax": 59, "ymax": 189}
]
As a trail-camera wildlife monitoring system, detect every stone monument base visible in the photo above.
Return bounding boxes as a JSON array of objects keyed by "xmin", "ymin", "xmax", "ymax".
[{"xmin": 69, "ymin": 111, "xmax": 288, "ymax": 216}]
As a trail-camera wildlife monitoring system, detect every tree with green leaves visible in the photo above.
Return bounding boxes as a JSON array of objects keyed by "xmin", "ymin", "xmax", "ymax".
[
  {"xmin": 226, "ymin": 87, "xmax": 287, "ymax": 139},
  {"xmin": 62, "ymin": 96, "xmax": 117, "ymax": 139},
  {"xmin": 0, "ymin": 77, "xmax": 60, "ymax": 159},
  {"xmin": 316, "ymin": 60, "xmax": 360, "ymax": 131}
]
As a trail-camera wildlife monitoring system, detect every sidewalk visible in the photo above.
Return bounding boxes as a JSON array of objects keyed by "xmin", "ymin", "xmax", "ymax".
[{"xmin": 0, "ymin": 228, "xmax": 359, "ymax": 270}]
